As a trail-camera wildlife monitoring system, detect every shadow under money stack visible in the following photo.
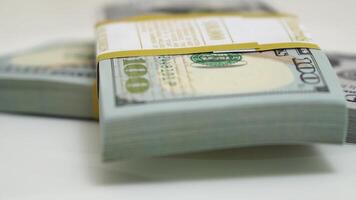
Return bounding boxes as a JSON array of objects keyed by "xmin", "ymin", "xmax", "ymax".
[
  {"xmin": 329, "ymin": 53, "xmax": 356, "ymax": 143},
  {"xmin": 96, "ymin": 13, "xmax": 348, "ymax": 160},
  {"xmin": 0, "ymin": 42, "xmax": 97, "ymax": 118}
]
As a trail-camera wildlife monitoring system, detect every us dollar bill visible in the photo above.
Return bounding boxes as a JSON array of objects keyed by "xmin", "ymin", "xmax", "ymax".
[
  {"xmin": 99, "ymin": 48, "xmax": 347, "ymax": 160},
  {"xmin": 328, "ymin": 53, "xmax": 356, "ymax": 143},
  {"xmin": 112, "ymin": 49, "xmax": 329, "ymax": 105}
]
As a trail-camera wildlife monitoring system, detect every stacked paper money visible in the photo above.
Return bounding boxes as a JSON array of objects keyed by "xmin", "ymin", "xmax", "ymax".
[
  {"xmin": 102, "ymin": 0, "xmax": 276, "ymax": 20},
  {"xmin": 328, "ymin": 53, "xmax": 356, "ymax": 143},
  {"xmin": 0, "ymin": 41, "xmax": 96, "ymax": 118},
  {"xmin": 98, "ymin": 48, "xmax": 347, "ymax": 160}
]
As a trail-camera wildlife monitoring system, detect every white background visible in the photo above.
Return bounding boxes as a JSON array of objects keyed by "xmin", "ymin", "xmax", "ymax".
[{"xmin": 1, "ymin": 0, "xmax": 356, "ymax": 199}]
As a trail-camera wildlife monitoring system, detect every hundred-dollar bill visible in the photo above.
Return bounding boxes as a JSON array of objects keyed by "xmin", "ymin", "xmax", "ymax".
[
  {"xmin": 99, "ymin": 48, "xmax": 347, "ymax": 160},
  {"xmin": 328, "ymin": 53, "xmax": 356, "ymax": 143},
  {"xmin": 0, "ymin": 41, "xmax": 96, "ymax": 118}
]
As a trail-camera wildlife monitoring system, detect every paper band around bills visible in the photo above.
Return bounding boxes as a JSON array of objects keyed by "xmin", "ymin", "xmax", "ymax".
[{"xmin": 96, "ymin": 13, "xmax": 319, "ymax": 61}]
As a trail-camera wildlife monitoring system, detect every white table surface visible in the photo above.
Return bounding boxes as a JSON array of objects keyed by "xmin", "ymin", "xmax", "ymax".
[{"xmin": 1, "ymin": 0, "xmax": 356, "ymax": 199}]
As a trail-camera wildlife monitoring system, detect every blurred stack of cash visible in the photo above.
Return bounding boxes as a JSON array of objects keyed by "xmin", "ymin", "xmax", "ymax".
[
  {"xmin": 329, "ymin": 53, "xmax": 356, "ymax": 143},
  {"xmin": 0, "ymin": 41, "xmax": 96, "ymax": 118},
  {"xmin": 101, "ymin": 0, "xmax": 276, "ymax": 20}
]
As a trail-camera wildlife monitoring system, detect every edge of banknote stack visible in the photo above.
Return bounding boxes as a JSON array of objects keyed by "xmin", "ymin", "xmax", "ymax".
[
  {"xmin": 328, "ymin": 53, "xmax": 356, "ymax": 143},
  {"xmin": 0, "ymin": 41, "xmax": 97, "ymax": 119},
  {"xmin": 95, "ymin": 12, "xmax": 348, "ymax": 161}
]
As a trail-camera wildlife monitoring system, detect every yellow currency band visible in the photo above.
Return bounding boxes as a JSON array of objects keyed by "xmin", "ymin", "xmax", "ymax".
[
  {"xmin": 96, "ymin": 42, "xmax": 320, "ymax": 61},
  {"xmin": 92, "ymin": 80, "xmax": 99, "ymax": 120},
  {"xmin": 95, "ymin": 12, "xmax": 320, "ymax": 62}
]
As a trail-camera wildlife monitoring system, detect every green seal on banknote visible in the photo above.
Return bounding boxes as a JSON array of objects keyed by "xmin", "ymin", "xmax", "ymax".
[{"xmin": 190, "ymin": 53, "xmax": 245, "ymax": 68}]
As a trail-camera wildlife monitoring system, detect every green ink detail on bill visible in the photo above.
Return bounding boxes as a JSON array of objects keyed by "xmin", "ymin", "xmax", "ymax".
[
  {"xmin": 190, "ymin": 53, "xmax": 244, "ymax": 68},
  {"xmin": 125, "ymin": 77, "xmax": 150, "ymax": 93},
  {"xmin": 123, "ymin": 57, "xmax": 150, "ymax": 94},
  {"xmin": 124, "ymin": 64, "xmax": 148, "ymax": 77}
]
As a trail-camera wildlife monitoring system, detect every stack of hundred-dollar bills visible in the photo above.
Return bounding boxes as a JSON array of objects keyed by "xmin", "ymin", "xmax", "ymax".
[
  {"xmin": 98, "ymin": 48, "xmax": 347, "ymax": 160},
  {"xmin": 329, "ymin": 53, "xmax": 356, "ymax": 143},
  {"xmin": 94, "ymin": 1, "xmax": 350, "ymax": 161},
  {"xmin": 0, "ymin": 41, "xmax": 96, "ymax": 118}
]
